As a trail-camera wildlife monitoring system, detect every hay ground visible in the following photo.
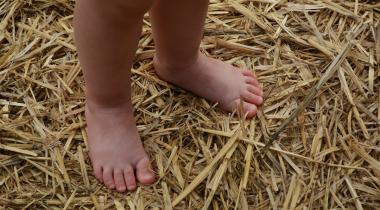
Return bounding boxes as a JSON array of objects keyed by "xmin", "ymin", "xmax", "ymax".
[{"xmin": 1, "ymin": 0, "xmax": 380, "ymax": 209}]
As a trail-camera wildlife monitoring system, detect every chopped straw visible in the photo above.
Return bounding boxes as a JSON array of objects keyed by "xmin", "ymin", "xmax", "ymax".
[{"xmin": 1, "ymin": 0, "xmax": 380, "ymax": 209}]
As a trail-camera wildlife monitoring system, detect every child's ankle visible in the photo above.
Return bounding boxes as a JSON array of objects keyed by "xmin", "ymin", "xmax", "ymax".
[
  {"xmin": 153, "ymin": 52, "xmax": 201, "ymax": 71},
  {"xmin": 86, "ymin": 98, "xmax": 133, "ymax": 113}
]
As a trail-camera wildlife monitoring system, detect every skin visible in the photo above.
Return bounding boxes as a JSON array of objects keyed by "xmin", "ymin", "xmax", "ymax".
[{"xmin": 74, "ymin": 0, "xmax": 263, "ymax": 192}]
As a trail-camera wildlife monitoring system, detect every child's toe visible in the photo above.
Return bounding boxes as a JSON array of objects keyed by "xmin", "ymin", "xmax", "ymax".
[
  {"xmin": 123, "ymin": 165, "xmax": 137, "ymax": 191},
  {"xmin": 243, "ymin": 91, "xmax": 263, "ymax": 106},
  {"xmin": 242, "ymin": 70, "xmax": 256, "ymax": 78},
  {"xmin": 243, "ymin": 102, "xmax": 258, "ymax": 118},
  {"xmin": 103, "ymin": 167, "xmax": 115, "ymax": 189},
  {"xmin": 233, "ymin": 99, "xmax": 258, "ymax": 118},
  {"xmin": 93, "ymin": 164, "xmax": 103, "ymax": 183},
  {"xmin": 114, "ymin": 168, "xmax": 127, "ymax": 192},
  {"xmin": 247, "ymin": 85, "xmax": 263, "ymax": 96},
  {"xmin": 244, "ymin": 76, "xmax": 259, "ymax": 86},
  {"xmin": 136, "ymin": 157, "xmax": 156, "ymax": 185}
]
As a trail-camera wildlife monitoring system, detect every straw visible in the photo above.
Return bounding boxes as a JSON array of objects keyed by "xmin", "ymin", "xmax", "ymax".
[{"xmin": 1, "ymin": 0, "xmax": 379, "ymax": 209}]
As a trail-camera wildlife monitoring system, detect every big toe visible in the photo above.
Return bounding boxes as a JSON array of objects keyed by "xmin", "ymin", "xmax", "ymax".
[
  {"xmin": 135, "ymin": 157, "xmax": 155, "ymax": 185},
  {"xmin": 234, "ymin": 99, "xmax": 258, "ymax": 119},
  {"xmin": 244, "ymin": 102, "xmax": 258, "ymax": 118}
]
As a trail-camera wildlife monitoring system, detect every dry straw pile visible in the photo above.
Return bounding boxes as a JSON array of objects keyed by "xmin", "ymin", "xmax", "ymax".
[{"xmin": 1, "ymin": 0, "xmax": 380, "ymax": 209}]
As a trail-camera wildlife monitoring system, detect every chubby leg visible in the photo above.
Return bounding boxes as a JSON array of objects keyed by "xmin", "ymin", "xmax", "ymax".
[
  {"xmin": 150, "ymin": 0, "xmax": 263, "ymax": 118},
  {"xmin": 74, "ymin": 0, "xmax": 155, "ymax": 192}
]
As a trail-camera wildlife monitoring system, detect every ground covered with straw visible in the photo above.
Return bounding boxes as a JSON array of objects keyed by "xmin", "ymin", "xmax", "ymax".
[{"xmin": 1, "ymin": 0, "xmax": 380, "ymax": 209}]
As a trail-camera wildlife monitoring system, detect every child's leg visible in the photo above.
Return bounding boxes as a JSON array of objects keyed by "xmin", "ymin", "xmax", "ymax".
[
  {"xmin": 74, "ymin": 0, "xmax": 155, "ymax": 192},
  {"xmin": 150, "ymin": 0, "xmax": 263, "ymax": 117}
]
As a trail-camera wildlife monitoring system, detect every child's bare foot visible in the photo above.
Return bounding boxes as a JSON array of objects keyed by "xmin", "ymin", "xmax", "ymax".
[
  {"xmin": 154, "ymin": 53, "xmax": 263, "ymax": 118},
  {"xmin": 85, "ymin": 102, "xmax": 155, "ymax": 192}
]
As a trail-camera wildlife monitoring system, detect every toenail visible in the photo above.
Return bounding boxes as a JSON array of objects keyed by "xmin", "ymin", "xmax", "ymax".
[
  {"xmin": 128, "ymin": 186, "xmax": 136, "ymax": 191},
  {"xmin": 144, "ymin": 174, "xmax": 152, "ymax": 179},
  {"xmin": 118, "ymin": 187, "xmax": 126, "ymax": 192}
]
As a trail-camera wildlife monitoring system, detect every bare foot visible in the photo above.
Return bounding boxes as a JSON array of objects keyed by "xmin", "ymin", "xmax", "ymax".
[
  {"xmin": 154, "ymin": 53, "xmax": 263, "ymax": 118},
  {"xmin": 85, "ymin": 102, "xmax": 155, "ymax": 192}
]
